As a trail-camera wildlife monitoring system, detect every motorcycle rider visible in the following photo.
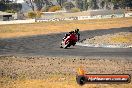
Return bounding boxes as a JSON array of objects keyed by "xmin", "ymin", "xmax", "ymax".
[
  {"xmin": 68, "ymin": 31, "xmax": 77, "ymax": 42},
  {"xmin": 63, "ymin": 29, "xmax": 80, "ymax": 41},
  {"xmin": 62, "ymin": 31, "xmax": 74, "ymax": 41}
]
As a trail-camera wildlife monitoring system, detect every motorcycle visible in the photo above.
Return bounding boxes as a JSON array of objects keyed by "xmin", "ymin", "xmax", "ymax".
[{"xmin": 60, "ymin": 33, "xmax": 78, "ymax": 49}]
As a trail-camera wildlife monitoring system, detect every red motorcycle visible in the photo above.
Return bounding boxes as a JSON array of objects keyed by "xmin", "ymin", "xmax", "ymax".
[{"xmin": 60, "ymin": 33, "xmax": 78, "ymax": 49}]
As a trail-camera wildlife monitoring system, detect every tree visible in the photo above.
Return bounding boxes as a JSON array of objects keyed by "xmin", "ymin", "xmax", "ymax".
[
  {"xmin": 125, "ymin": 0, "xmax": 132, "ymax": 9},
  {"xmin": 100, "ymin": 1, "xmax": 105, "ymax": 9},
  {"xmin": 24, "ymin": 0, "xmax": 35, "ymax": 11},
  {"xmin": 84, "ymin": 0, "xmax": 89, "ymax": 10},
  {"xmin": 11, "ymin": 3, "xmax": 22, "ymax": 12},
  {"xmin": 57, "ymin": 0, "xmax": 65, "ymax": 7},
  {"xmin": 89, "ymin": 0, "xmax": 99, "ymax": 10},
  {"xmin": 92, "ymin": 0, "xmax": 99, "ymax": 9},
  {"xmin": 24, "ymin": 0, "xmax": 54, "ymax": 11},
  {"xmin": 0, "ymin": 0, "xmax": 11, "ymax": 4},
  {"xmin": 0, "ymin": 0, "xmax": 22, "ymax": 12},
  {"xmin": 34, "ymin": 0, "xmax": 45, "ymax": 11},
  {"xmin": 75, "ymin": 0, "xmax": 89, "ymax": 11},
  {"xmin": 0, "ymin": 1, "xmax": 6, "ymax": 11},
  {"xmin": 75, "ymin": 0, "xmax": 83, "ymax": 10},
  {"xmin": 63, "ymin": 2, "xmax": 75, "ymax": 11}
]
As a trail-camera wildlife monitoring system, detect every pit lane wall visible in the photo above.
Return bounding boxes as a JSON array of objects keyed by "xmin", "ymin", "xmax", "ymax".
[
  {"xmin": 36, "ymin": 10, "xmax": 132, "ymax": 22},
  {"xmin": 36, "ymin": 12, "xmax": 132, "ymax": 22},
  {"xmin": 0, "ymin": 12, "xmax": 132, "ymax": 25}
]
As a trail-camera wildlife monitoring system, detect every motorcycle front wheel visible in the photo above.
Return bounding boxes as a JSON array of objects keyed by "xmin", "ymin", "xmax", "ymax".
[{"xmin": 64, "ymin": 42, "xmax": 71, "ymax": 49}]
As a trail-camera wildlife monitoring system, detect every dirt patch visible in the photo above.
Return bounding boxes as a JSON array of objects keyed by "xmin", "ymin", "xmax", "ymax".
[
  {"xmin": 0, "ymin": 56, "xmax": 132, "ymax": 88},
  {"xmin": 83, "ymin": 32, "xmax": 132, "ymax": 44},
  {"xmin": 79, "ymin": 32, "xmax": 132, "ymax": 48}
]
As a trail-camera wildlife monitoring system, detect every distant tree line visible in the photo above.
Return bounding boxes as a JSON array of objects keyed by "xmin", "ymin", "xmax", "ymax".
[
  {"xmin": 25, "ymin": 0, "xmax": 132, "ymax": 12},
  {"xmin": 75, "ymin": 0, "xmax": 132, "ymax": 11},
  {"xmin": 1, "ymin": 0, "xmax": 132, "ymax": 13},
  {"xmin": 0, "ymin": 0, "xmax": 22, "ymax": 13}
]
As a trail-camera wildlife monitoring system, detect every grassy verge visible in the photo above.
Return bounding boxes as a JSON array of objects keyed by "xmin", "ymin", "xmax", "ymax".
[
  {"xmin": 0, "ymin": 73, "xmax": 132, "ymax": 88},
  {"xmin": 111, "ymin": 33, "xmax": 132, "ymax": 43},
  {"xmin": 0, "ymin": 17, "xmax": 132, "ymax": 39}
]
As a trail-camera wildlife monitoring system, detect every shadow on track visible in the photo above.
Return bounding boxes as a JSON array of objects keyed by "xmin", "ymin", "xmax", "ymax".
[{"xmin": 0, "ymin": 26, "xmax": 132, "ymax": 57}]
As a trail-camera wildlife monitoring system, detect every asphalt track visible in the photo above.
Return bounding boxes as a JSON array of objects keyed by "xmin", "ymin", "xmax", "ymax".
[{"xmin": 0, "ymin": 27, "xmax": 132, "ymax": 57}]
